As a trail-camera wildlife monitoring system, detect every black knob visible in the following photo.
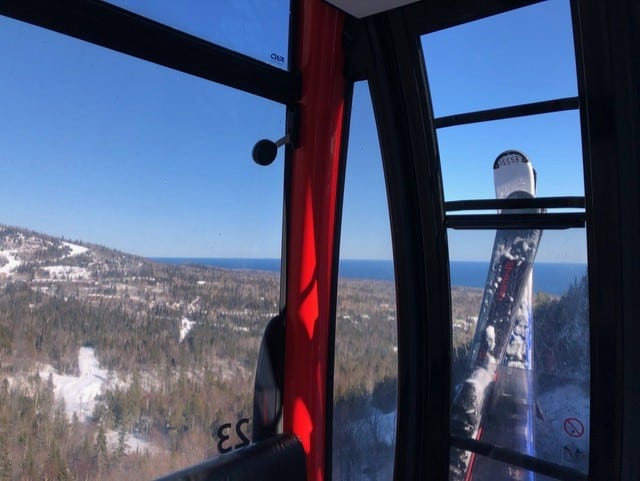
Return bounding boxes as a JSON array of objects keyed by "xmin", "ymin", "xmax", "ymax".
[{"xmin": 252, "ymin": 139, "xmax": 278, "ymax": 166}]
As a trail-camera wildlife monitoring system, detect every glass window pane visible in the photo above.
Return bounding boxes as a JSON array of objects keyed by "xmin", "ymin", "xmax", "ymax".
[
  {"xmin": 449, "ymin": 228, "xmax": 589, "ymax": 479},
  {"xmin": 332, "ymin": 83, "xmax": 397, "ymax": 481},
  {"xmin": 105, "ymin": 0, "xmax": 291, "ymax": 70},
  {"xmin": 0, "ymin": 16, "xmax": 284, "ymax": 479},
  {"xmin": 437, "ymin": 111, "xmax": 584, "ymax": 202},
  {"xmin": 422, "ymin": 0, "xmax": 577, "ymax": 117}
]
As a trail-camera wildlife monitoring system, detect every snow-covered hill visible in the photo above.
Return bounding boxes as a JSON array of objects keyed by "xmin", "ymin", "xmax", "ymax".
[
  {"xmin": 0, "ymin": 224, "xmax": 148, "ymax": 281},
  {"xmin": 0, "ymin": 225, "xmax": 89, "ymax": 274},
  {"xmin": 0, "ymin": 224, "xmax": 196, "ymax": 341}
]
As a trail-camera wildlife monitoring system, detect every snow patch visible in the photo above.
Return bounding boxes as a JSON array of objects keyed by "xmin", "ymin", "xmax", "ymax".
[
  {"xmin": 106, "ymin": 430, "xmax": 156, "ymax": 455},
  {"xmin": 180, "ymin": 317, "xmax": 196, "ymax": 342},
  {"xmin": 0, "ymin": 250, "xmax": 22, "ymax": 274},
  {"xmin": 505, "ymin": 332, "xmax": 525, "ymax": 363},
  {"xmin": 42, "ymin": 265, "xmax": 91, "ymax": 280},
  {"xmin": 41, "ymin": 347, "xmax": 156, "ymax": 455},
  {"xmin": 62, "ymin": 241, "xmax": 89, "ymax": 257},
  {"xmin": 485, "ymin": 325, "xmax": 496, "ymax": 352},
  {"xmin": 40, "ymin": 347, "xmax": 112, "ymax": 422}
]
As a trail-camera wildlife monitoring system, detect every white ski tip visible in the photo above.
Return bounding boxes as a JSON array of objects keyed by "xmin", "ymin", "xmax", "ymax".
[{"xmin": 493, "ymin": 150, "xmax": 536, "ymax": 199}]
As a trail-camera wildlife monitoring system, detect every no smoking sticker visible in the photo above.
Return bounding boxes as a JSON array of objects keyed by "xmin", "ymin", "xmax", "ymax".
[{"xmin": 563, "ymin": 417, "xmax": 585, "ymax": 438}]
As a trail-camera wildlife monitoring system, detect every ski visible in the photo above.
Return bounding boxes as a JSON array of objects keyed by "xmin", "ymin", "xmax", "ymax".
[{"xmin": 450, "ymin": 151, "xmax": 542, "ymax": 480}]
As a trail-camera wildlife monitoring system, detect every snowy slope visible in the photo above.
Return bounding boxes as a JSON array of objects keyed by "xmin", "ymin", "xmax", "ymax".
[
  {"xmin": 40, "ymin": 347, "xmax": 115, "ymax": 422},
  {"xmin": 39, "ymin": 347, "xmax": 155, "ymax": 454}
]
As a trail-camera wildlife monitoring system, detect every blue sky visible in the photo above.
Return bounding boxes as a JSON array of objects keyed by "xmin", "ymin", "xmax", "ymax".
[{"xmin": 0, "ymin": 0, "xmax": 586, "ymax": 262}]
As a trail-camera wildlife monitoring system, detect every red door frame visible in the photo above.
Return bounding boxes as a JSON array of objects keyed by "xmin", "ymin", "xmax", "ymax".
[{"xmin": 283, "ymin": 1, "xmax": 347, "ymax": 480}]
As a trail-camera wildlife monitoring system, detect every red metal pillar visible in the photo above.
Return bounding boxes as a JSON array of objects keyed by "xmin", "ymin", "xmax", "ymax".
[{"xmin": 283, "ymin": 1, "xmax": 346, "ymax": 480}]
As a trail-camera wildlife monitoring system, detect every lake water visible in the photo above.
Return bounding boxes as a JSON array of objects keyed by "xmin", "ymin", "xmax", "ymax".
[{"xmin": 151, "ymin": 258, "xmax": 587, "ymax": 296}]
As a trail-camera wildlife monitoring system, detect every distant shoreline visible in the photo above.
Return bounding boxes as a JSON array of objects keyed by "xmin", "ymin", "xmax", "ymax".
[{"xmin": 150, "ymin": 257, "xmax": 587, "ymax": 296}]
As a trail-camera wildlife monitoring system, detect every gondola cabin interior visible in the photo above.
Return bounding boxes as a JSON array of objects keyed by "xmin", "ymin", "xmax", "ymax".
[{"xmin": 0, "ymin": 0, "xmax": 637, "ymax": 480}]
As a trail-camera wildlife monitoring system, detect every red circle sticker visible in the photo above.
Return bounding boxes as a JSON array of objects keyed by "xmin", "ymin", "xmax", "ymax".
[{"xmin": 563, "ymin": 417, "xmax": 585, "ymax": 437}]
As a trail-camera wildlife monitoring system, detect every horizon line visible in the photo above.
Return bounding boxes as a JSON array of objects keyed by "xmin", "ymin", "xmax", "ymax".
[{"xmin": 147, "ymin": 256, "xmax": 587, "ymax": 265}]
